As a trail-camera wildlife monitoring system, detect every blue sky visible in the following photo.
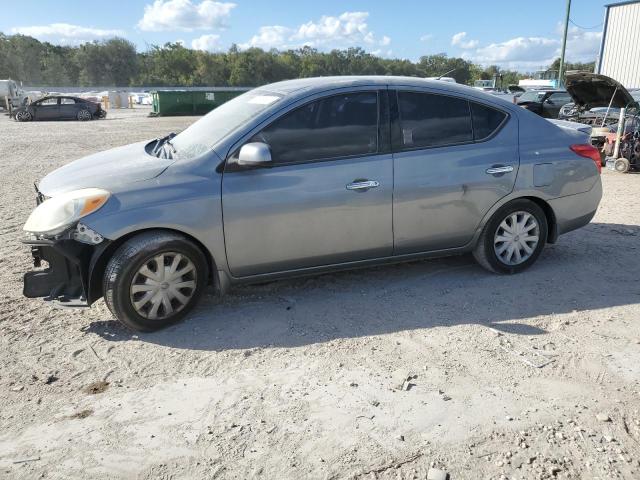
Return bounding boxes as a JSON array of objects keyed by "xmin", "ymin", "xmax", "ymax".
[{"xmin": 1, "ymin": 0, "xmax": 607, "ymax": 71}]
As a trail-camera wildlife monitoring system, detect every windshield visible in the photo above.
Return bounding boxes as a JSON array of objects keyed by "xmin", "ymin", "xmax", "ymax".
[
  {"xmin": 631, "ymin": 90, "xmax": 640, "ymax": 103},
  {"xmin": 518, "ymin": 91, "xmax": 547, "ymax": 102},
  {"xmin": 170, "ymin": 89, "xmax": 283, "ymax": 159}
]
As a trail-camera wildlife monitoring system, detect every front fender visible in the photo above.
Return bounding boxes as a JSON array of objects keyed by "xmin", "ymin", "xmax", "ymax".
[{"xmin": 81, "ymin": 174, "xmax": 227, "ymax": 302}]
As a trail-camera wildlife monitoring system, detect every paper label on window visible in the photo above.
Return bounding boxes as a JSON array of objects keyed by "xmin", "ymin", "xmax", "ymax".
[
  {"xmin": 205, "ymin": 93, "xmax": 215, "ymax": 100},
  {"xmin": 403, "ymin": 128, "xmax": 413, "ymax": 145},
  {"xmin": 248, "ymin": 95, "xmax": 280, "ymax": 105}
]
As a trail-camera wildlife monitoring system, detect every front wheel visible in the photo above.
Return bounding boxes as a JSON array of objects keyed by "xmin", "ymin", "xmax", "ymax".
[
  {"xmin": 15, "ymin": 111, "xmax": 32, "ymax": 122},
  {"xmin": 473, "ymin": 200, "xmax": 548, "ymax": 274},
  {"xmin": 103, "ymin": 232, "xmax": 208, "ymax": 331}
]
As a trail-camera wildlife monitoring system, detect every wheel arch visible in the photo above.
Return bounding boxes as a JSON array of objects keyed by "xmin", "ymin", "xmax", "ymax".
[
  {"xmin": 87, "ymin": 227, "xmax": 218, "ymax": 305},
  {"xmin": 475, "ymin": 194, "xmax": 558, "ymax": 248},
  {"xmin": 520, "ymin": 196, "xmax": 558, "ymax": 244}
]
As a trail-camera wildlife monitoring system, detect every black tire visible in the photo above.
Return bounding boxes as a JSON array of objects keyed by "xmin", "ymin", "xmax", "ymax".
[
  {"xmin": 77, "ymin": 109, "xmax": 92, "ymax": 121},
  {"xmin": 473, "ymin": 199, "xmax": 548, "ymax": 274},
  {"xmin": 16, "ymin": 111, "xmax": 32, "ymax": 122},
  {"xmin": 103, "ymin": 231, "xmax": 208, "ymax": 332}
]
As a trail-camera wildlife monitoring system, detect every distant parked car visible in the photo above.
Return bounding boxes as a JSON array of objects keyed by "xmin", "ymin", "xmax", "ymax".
[
  {"xmin": 22, "ymin": 76, "xmax": 602, "ymax": 331},
  {"xmin": 516, "ymin": 89, "xmax": 573, "ymax": 118},
  {"xmin": 14, "ymin": 96, "xmax": 106, "ymax": 122}
]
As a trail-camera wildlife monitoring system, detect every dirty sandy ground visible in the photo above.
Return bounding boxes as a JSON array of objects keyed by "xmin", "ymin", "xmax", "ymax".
[{"xmin": 0, "ymin": 108, "xmax": 639, "ymax": 480}]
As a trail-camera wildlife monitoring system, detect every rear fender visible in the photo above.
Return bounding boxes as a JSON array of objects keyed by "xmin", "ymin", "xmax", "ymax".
[{"xmin": 471, "ymin": 192, "xmax": 558, "ymax": 246}]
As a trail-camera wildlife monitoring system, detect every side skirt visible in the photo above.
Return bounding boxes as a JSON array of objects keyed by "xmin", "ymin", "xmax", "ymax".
[{"xmin": 227, "ymin": 245, "xmax": 473, "ymax": 287}]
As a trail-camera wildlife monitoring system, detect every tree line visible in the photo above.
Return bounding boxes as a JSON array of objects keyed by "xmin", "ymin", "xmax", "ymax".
[{"xmin": 0, "ymin": 33, "xmax": 594, "ymax": 88}]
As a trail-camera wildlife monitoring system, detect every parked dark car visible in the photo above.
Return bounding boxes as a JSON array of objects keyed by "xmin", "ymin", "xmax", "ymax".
[
  {"xmin": 516, "ymin": 89, "xmax": 573, "ymax": 118},
  {"xmin": 14, "ymin": 96, "xmax": 106, "ymax": 122}
]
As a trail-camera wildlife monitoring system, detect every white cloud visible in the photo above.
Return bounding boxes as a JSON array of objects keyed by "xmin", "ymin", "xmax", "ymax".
[
  {"xmin": 451, "ymin": 32, "xmax": 478, "ymax": 49},
  {"xmin": 564, "ymin": 26, "xmax": 602, "ymax": 62},
  {"xmin": 474, "ymin": 36, "xmax": 557, "ymax": 64},
  {"xmin": 370, "ymin": 48, "xmax": 393, "ymax": 58},
  {"xmin": 242, "ymin": 25, "xmax": 290, "ymax": 50},
  {"xmin": 292, "ymin": 12, "xmax": 374, "ymax": 45},
  {"xmin": 241, "ymin": 11, "xmax": 391, "ymax": 52},
  {"xmin": 464, "ymin": 26, "xmax": 601, "ymax": 71},
  {"xmin": 138, "ymin": 0, "xmax": 236, "ymax": 32},
  {"xmin": 191, "ymin": 33, "xmax": 221, "ymax": 51},
  {"xmin": 420, "ymin": 34, "xmax": 433, "ymax": 42},
  {"xmin": 10, "ymin": 23, "xmax": 125, "ymax": 45}
]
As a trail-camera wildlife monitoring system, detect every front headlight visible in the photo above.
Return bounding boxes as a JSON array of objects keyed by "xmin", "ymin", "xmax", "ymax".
[{"xmin": 23, "ymin": 188, "xmax": 110, "ymax": 235}]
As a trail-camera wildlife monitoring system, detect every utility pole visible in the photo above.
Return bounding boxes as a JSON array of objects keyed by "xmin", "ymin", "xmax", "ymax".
[{"xmin": 558, "ymin": 0, "xmax": 572, "ymax": 87}]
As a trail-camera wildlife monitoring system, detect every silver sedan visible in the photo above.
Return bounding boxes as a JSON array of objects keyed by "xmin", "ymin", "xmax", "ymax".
[{"xmin": 22, "ymin": 76, "xmax": 602, "ymax": 331}]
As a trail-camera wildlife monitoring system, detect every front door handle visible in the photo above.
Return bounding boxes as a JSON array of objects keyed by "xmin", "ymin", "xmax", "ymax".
[
  {"xmin": 346, "ymin": 180, "xmax": 380, "ymax": 191},
  {"xmin": 486, "ymin": 165, "xmax": 514, "ymax": 175}
]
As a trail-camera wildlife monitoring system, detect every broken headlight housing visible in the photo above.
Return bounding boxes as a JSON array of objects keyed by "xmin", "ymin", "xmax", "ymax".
[{"xmin": 23, "ymin": 188, "xmax": 110, "ymax": 236}]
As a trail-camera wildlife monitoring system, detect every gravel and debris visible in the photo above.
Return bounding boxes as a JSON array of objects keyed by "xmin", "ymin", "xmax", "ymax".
[{"xmin": 0, "ymin": 109, "xmax": 639, "ymax": 479}]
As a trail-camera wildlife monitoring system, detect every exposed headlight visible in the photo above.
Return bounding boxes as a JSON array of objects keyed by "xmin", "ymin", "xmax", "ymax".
[{"xmin": 23, "ymin": 188, "xmax": 110, "ymax": 235}]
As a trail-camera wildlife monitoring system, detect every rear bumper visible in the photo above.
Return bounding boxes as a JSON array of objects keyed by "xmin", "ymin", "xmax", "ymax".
[
  {"xmin": 23, "ymin": 239, "xmax": 94, "ymax": 307},
  {"xmin": 549, "ymin": 178, "xmax": 603, "ymax": 236}
]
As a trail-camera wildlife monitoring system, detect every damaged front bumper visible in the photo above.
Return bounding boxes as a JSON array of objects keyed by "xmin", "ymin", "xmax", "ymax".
[{"xmin": 22, "ymin": 225, "xmax": 110, "ymax": 308}]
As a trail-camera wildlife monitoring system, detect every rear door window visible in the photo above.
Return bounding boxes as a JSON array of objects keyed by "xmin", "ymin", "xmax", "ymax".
[
  {"xmin": 38, "ymin": 98, "xmax": 58, "ymax": 106},
  {"xmin": 470, "ymin": 103, "xmax": 507, "ymax": 140},
  {"xmin": 548, "ymin": 92, "xmax": 572, "ymax": 105},
  {"xmin": 397, "ymin": 91, "xmax": 472, "ymax": 149},
  {"xmin": 518, "ymin": 91, "xmax": 546, "ymax": 102},
  {"xmin": 257, "ymin": 92, "xmax": 379, "ymax": 164},
  {"xmin": 60, "ymin": 98, "xmax": 76, "ymax": 104}
]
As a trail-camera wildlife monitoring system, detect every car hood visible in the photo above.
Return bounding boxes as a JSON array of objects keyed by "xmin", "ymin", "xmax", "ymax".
[
  {"xmin": 38, "ymin": 140, "xmax": 174, "ymax": 197},
  {"xmin": 565, "ymin": 71, "xmax": 635, "ymax": 110}
]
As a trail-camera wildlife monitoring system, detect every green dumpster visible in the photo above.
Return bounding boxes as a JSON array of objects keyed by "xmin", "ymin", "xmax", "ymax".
[{"xmin": 150, "ymin": 88, "xmax": 250, "ymax": 116}]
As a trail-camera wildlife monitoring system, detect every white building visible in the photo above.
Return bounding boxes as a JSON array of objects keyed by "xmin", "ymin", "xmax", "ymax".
[{"xmin": 596, "ymin": 0, "xmax": 640, "ymax": 88}]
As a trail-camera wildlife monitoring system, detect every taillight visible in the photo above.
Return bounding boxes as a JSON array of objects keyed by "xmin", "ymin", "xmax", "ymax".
[{"xmin": 570, "ymin": 144, "xmax": 601, "ymax": 174}]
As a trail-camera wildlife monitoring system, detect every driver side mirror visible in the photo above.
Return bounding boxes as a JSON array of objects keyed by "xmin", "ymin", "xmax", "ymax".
[{"xmin": 237, "ymin": 142, "xmax": 272, "ymax": 167}]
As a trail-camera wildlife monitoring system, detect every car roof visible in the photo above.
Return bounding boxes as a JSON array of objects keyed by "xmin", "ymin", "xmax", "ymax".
[
  {"xmin": 260, "ymin": 75, "xmax": 478, "ymax": 94},
  {"xmin": 39, "ymin": 95, "xmax": 84, "ymax": 100},
  {"xmin": 256, "ymin": 75, "xmax": 520, "ymax": 111}
]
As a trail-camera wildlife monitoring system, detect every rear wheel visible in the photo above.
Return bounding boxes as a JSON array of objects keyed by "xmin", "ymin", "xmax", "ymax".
[
  {"xmin": 103, "ymin": 231, "xmax": 208, "ymax": 331},
  {"xmin": 473, "ymin": 199, "xmax": 548, "ymax": 274},
  {"xmin": 77, "ymin": 109, "xmax": 92, "ymax": 121}
]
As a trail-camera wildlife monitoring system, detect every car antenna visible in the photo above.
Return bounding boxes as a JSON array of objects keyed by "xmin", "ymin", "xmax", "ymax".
[{"xmin": 435, "ymin": 68, "xmax": 457, "ymax": 80}]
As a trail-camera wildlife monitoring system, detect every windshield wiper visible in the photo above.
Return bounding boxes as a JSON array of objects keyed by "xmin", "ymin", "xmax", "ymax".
[
  {"xmin": 152, "ymin": 132, "xmax": 177, "ymax": 158},
  {"xmin": 164, "ymin": 137, "xmax": 177, "ymax": 155}
]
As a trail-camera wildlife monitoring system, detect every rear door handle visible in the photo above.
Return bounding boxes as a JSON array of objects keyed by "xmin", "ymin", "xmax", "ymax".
[
  {"xmin": 346, "ymin": 180, "xmax": 380, "ymax": 191},
  {"xmin": 486, "ymin": 165, "xmax": 514, "ymax": 175}
]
